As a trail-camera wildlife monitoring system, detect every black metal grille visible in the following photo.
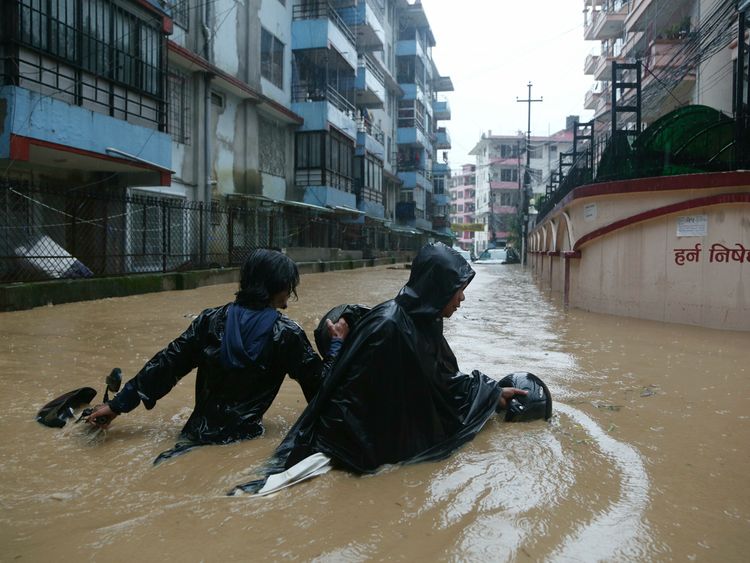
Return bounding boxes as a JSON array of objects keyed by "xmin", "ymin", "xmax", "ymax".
[
  {"xmin": 2, "ymin": 0, "xmax": 166, "ymax": 128},
  {"xmin": 0, "ymin": 182, "xmax": 426, "ymax": 283}
]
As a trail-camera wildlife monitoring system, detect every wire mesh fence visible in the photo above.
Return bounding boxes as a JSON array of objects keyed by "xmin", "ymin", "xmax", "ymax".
[{"xmin": 0, "ymin": 182, "xmax": 425, "ymax": 284}]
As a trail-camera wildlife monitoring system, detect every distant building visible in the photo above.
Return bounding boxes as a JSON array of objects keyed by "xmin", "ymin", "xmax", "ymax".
[
  {"xmin": 449, "ymin": 164, "xmax": 477, "ymax": 253},
  {"xmin": 469, "ymin": 128, "xmax": 574, "ymax": 252}
]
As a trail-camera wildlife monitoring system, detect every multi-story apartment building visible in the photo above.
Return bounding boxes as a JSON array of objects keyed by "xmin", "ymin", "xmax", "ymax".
[
  {"xmin": 582, "ymin": 0, "xmax": 739, "ymax": 134},
  {"xmin": 0, "ymin": 0, "xmax": 175, "ymax": 273},
  {"xmin": 1, "ymin": 0, "xmax": 452, "ymax": 282},
  {"xmin": 449, "ymin": 164, "xmax": 477, "ymax": 253},
  {"xmin": 469, "ymin": 132, "xmax": 523, "ymax": 252},
  {"xmin": 468, "ymin": 126, "xmax": 575, "ymax": 251},
  {"xmin": 393, "ymin": 0, "xmax": 453, "ymax": 235}
]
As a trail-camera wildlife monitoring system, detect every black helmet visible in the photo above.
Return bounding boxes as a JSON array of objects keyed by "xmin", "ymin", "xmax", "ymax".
[{"xmin": 497, "ymin": 372, "xmax": 553, "ymax": 422}]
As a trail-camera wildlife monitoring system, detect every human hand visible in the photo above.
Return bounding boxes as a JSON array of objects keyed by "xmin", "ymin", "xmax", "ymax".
[
  {"xmin": 86, "ymin": 403, "xmax": 118, "ymax": 429},
  {"xmin": 498, "ymin": 387, "xmax": 528, "ymax": 410},
  {"xmin": 326, "ymin": 317, "xmax": 349, "ymax": 341}
]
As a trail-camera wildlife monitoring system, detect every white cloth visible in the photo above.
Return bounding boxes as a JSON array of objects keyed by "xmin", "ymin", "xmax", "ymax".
[{"xmin": 256, "ymin": 452, "xmax": 332, "ymax": 496}]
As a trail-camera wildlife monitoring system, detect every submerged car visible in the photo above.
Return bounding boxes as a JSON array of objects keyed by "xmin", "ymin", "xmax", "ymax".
[{"xmin": 475, "ymin": 248, "xmax": 520, "ymax": 264}]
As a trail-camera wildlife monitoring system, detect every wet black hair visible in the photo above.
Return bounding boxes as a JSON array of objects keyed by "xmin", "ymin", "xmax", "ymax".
[{"xmin": 235, "ymin": 249, "xmax": 299, "ymax": 308}]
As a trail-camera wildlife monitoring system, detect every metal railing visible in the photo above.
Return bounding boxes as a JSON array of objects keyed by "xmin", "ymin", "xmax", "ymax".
[
  {"xmin": 292, "ymin": 2, "xmax": 357, "ymax": 47},
  {"xmin": 0, "ymin": 181, "xmax": 433, "ymax": 283}
]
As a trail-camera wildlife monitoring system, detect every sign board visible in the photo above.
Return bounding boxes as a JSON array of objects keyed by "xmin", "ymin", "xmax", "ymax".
[
  {"xmin": 676, "ymin": 215, "xmax": 707, "ymax": 237},
  {"xmin": 457, "ymin": 223, "xmax": 486, "ymax": 232},
  {"xmin": 583, "ymin": 203, "xmax": 597, "ymax": 221}
]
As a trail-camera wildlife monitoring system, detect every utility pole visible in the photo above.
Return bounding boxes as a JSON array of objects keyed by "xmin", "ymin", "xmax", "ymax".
[{"xmin": 516, "ymin": 81, "xmax": 543, "ymax": 267}]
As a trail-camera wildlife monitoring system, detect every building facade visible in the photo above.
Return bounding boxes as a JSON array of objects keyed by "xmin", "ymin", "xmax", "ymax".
[
  {"xmin": 1, "ymin": 0, "xmax": 454, "ymax": 282},
  {"xmin": 449, "ymin": 164, "xmax": 477, "ymax": 253},
  {"xmin": 582, "ymin": 0, "xmax": 739, "ymax": 133}
]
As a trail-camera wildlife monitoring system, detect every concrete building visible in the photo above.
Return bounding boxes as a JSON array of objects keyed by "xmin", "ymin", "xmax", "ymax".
[
  {"xmin": 582, "ymin": 0, "xmax": 739, "ymax": 133},
  {"xmin": 468, "ymin": 128, "xmax": 574, "ymax": 252},
  {"xmin": 449, "ymin": 164, "xmax": 477, "ymax": 253},
  {"xmin": 1, "ymin": 0, "xmax": 454, "ymax": 284},
  {"xmin": 526, "ymin": 1, "xmax": 749, "ymax": 330}
]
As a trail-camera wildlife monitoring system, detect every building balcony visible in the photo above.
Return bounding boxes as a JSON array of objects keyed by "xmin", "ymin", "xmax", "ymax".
[
  {"xmin": 397, "ymin": 126, "xmax": 431, "ymax": 148},
  {"xmin": 584, "ymin": 53, "xmax": 601, "ymax": 75},
  {"xmin": 398, "ymin": 168, "xmax": 432, "ymax": 191},
  {"xmin": 432, "ymin": 161, "xmax": 450, "ymax": 176},
  {"xmin": 292, "ymin": 3, "xmax": 357, "ymax": 71},
  {"xmin": 435, "ymin": 127, "xmax": 451, "ymax": 150},
  {"xmin": 303, "ymin": 185, "xmax": 358, "ymax": 210},
  {"xmin": 584, "ymin": 86, "xmax": 603, "ymax": 110},
  {"xmin": 584, "ymin": 1, "xmax": 629, "ymax": 41},
  {"xmin": 0, "ymin": 86, "xmax": 171, "ymax": 183},
  {"xmin": 356, "ymin": 121, "xmax": 385, "ymax": 158},
  {"xmin": 396, "ymin": 39, "xmax": 428, "ymax": 67},
  {"xmin": 292, "ymin": 85, "xmax": 357, "ymax": 141},
  {"xmin": 433, "ymin": 193, "xmax": 450, "ymax": 208},
  {"xmin": 399, "ymin": 83, "xmax": 429, "ymax": 105},
  {"xmin": 643, "ymin": 38, "xmax": 691, "ymax": 75},
  {"xmin": 594, "ymin": 54, "xmax": 624, "ymax": 81},
  {"xmin": 432, "ymin": 99, "xmax": 451, "ymax": 120},
  {"xmin": 339, "ymin": 1, "xmax": 385, "ymax": 51},
  {"xmin": 626, "ymin": 0, "xmax": 692, "ymax": 33},
  {"xmin": 355, "ymin": 55, "xmax": 386, "ymax": 108}
]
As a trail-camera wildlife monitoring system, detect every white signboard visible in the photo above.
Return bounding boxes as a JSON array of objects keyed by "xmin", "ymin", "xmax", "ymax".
[
  {"xmin": 583, "ymin": 203, "xmax": 597, "ymax": 221},
  {"xmin": 676, "ymin": 215, "xmax": 707, "ymax": 237}
]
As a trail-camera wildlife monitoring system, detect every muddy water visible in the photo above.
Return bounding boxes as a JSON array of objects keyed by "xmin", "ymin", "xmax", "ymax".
[{"xmin": 1, "ymin": 264, "xmax": 748, "ymax": 562}]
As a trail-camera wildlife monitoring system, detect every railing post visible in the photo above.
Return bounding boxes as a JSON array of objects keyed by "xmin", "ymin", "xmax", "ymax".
[
  {"xmin": 162, "ymin": 199, "xmax": 167, "ymax": 272},
  {"xmin": 199, "ymin": 201, "xmax": 204, "ymax": 267}
]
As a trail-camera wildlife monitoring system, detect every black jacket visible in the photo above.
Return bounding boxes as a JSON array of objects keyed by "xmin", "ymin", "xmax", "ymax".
[
  {"xmin": 242, "ymin": 243, "xmax": 502, "ymax": 484},
  {"xmin": 110, "ymin": 304, "xmax": 326, "ymax": 445}
]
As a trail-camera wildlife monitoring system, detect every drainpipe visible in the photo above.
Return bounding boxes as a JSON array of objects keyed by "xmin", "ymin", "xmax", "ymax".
[{"xmin": 202, "ymin": 2, "xmax": 213, "ymax": 265}]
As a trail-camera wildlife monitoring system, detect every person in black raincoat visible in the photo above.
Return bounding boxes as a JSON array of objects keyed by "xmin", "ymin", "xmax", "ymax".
[
  {"xmin": 86, "ymin": 249, "xmax": 348, "ymax": 462},
  {"xmin": 233, "ymin": 242, "xmax": 527, "ymax": 491}
]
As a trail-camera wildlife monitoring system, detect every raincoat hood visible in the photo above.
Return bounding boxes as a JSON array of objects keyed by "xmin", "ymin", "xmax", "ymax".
[{"xmin": 395, "ymin": 242, "xmax": 475, "ymax": 317}]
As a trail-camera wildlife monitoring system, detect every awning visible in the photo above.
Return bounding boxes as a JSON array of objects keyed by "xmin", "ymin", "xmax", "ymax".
[{"xmin": 328, "ymin": 205, "xmax": 365, "ymax": 216}]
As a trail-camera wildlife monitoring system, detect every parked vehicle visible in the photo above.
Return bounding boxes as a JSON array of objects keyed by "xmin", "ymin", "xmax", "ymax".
[
  {"xmin": 474, "ymin": 248, "xmax": 520, "ymax": 264},
  {"xmin": 453, "ymin": 247, "xmax": 473, "ymax": 262}
]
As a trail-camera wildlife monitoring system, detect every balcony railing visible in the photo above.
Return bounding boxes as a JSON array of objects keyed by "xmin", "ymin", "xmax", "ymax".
[
  {"xmin": 293, "ymin": 2, "xmax": 356, "ymax": 46},
  {"xmin": 359, "ymin": 53, "xmax": 385, "ymax": 85},
  {"xmin": 292, "ymin": 83, "xmax": 356, "ymax": 115}
]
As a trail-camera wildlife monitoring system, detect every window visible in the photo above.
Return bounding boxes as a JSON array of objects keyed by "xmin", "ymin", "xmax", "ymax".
[
  {"xmin": 167, "ymin": 1, "xmax": 189, "ymax": 30},
  {"xmin": 18, "ymin": 0, "xmax": 163, "ymax": 97},
  {"xmin": 296, "ymin": 131, "xmax": 353, "ymax": 191},
  {"xmin": 261, "ymin": 28, "xmax": 284, "ymax": 89},
  {"xmin": 500, "ymin": 168, "xmax": 518, "ymax": 182},
  {"xmin": 168, "ymin": 70, "xmax": 191, "ymax": 145}
]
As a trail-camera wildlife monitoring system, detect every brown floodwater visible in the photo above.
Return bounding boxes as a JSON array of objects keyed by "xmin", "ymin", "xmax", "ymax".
[{"xmin": 1, "ymin": 263, "xmax": 748, "ymax": 562}]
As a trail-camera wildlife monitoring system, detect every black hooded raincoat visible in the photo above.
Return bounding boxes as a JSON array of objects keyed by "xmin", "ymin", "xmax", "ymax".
[
  {"xmin": 245, "ymin": 243, "xmax": 503, "ymax": 484},
  {"xmin": 108, "ymin": 304, "xmax": 327, "ymax": 451}
]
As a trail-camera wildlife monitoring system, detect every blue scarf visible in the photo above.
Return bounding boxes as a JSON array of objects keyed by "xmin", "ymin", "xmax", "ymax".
[{"xmin": 220, "ymin": 304, "xmax": 280, "ymax": 369}]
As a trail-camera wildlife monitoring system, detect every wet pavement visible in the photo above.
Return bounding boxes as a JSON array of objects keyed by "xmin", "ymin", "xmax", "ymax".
[{"xmin": 1, "ymin": 263, "xmax": 748, "ymax": 561}]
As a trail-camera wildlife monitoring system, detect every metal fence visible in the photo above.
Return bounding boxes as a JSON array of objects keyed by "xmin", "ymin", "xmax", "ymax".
[{"xmin": 0, "ymin": 182, "xmax": 426, "ymax": 283}]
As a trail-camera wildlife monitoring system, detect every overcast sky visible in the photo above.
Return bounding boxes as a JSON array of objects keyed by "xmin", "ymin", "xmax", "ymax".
[{"xmin": 424, "ymin": 0, "xmax": 595, "ymax": 168}]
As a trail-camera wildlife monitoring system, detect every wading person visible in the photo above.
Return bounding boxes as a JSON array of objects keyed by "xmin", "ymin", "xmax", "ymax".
[
  {"xmin": 86, "ymin": 249, "xmax": 348, "ymax": 463},
  {"xmin": 232, "ymin": 242, "xmax": 533, "ymax": 494}
]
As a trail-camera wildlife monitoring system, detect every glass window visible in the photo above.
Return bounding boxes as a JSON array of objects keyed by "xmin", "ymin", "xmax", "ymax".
[{"xmin": 261, "ymin": 28, "xmax": 284, "ymax": 89}]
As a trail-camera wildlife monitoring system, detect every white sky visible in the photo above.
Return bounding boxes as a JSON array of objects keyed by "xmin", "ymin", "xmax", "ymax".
[{"xmin": 424, "ymin": 0, "xmax": 595, "ymax": 168}]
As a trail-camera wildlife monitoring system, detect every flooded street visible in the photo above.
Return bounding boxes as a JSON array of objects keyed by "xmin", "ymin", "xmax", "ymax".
[{"xmin": 1, "ymin": 263, "xmax": 748, "ymax": 562}]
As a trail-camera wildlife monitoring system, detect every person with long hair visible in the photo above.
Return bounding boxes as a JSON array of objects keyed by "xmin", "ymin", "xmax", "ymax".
[{"xmin": 85, "ymin": 249, "xmax": 348, "ymax": 463}]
